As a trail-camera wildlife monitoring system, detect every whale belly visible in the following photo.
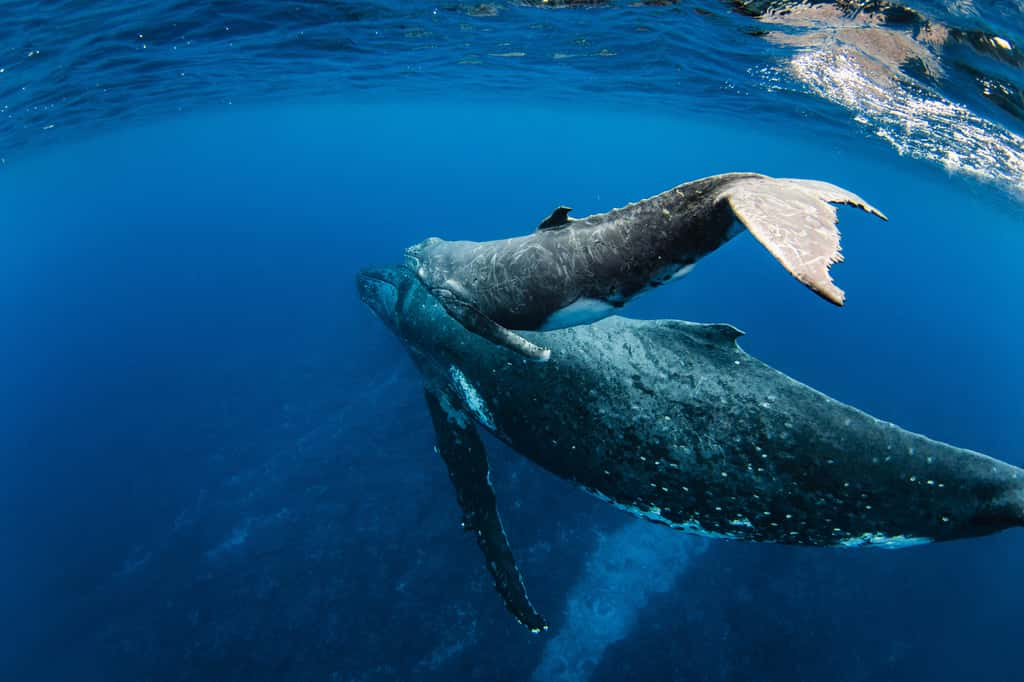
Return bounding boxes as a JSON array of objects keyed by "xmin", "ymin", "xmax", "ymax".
[{"xmin": 538, "ymin": 297, "xmax": 617, "ymax": 331}]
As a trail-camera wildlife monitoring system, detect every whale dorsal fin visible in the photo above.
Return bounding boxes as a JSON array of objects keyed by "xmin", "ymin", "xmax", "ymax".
[
  {"xmin": 725, "ymin": 178, "xmax": 886, "ymax": 306},
  {"xmin": 537, "ymin": 206, "xmax": 573, "ymax": 231},
  {"xmin": 641, "ymin": 319, "xmax": 745, "ymax": 352},
  {"xmin": 431, "ymin": 287, "xmax": 552, "ymax": 361},
  {"xmin": 423, "ymin": 389, "xmax": 549, "ymax": 633},
  {"xmin": 660, "ymin": 320, "xmax": 745, "ymax": 345}
]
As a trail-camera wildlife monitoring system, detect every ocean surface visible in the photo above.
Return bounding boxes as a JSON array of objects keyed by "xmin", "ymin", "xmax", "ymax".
[{"xmin": 3, "ymin": 2, "xmax": 1023, "ymax": 681}]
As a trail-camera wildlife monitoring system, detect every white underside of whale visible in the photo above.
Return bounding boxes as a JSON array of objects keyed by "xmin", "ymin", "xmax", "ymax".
[
  {"xmin": 836, "ymin": 532, "xmax": 932, "ymax": 549},
  {"xmin": 538, "ymin": 263, "xmax": 697, "ymax": 331},
  {"xmin": 538, "ymin": 297, "xmax": 617, "ymax": 331},
  {"xmin": 587, "ymin": 488, "xmax": 933, "ymax": 549}
]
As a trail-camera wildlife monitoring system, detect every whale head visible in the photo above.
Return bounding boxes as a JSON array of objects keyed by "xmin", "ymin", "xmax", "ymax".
[
  {"xmin": 356, "ymin": 265, "xmax": 414, "ymax": 334},
  {"xmin": 357, "ymin": 263, "xmax": 461, "ymax": 357},
  {"xmin": 402, "ymin": 237, "xmax": 444, "ymax": 281}
]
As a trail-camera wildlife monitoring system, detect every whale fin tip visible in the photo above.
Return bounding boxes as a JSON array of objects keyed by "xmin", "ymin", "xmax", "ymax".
[{"xmin": 431, "ymin": 287, "xmax": 552, "ymax": 361}]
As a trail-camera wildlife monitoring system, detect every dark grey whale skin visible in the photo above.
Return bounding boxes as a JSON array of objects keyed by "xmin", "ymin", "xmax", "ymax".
[
  {"xmin": 404, "ymin": 172, "xmax": 885, "ymax": 336},
  {"xmin": 404, "ymin": 174, "xmax": 749, "ymax": 331},
  {"xmin": 357, "ymin": 264, "xmax": 1024, "ymax": 628}
]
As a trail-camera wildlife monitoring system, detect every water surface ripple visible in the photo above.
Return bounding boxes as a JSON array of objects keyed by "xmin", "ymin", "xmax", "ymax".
[{"xmin": 1, "ymin": 0, "xmax": 1021, "ymax": 193}]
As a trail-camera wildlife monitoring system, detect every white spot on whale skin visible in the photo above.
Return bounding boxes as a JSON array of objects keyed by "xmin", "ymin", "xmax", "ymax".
[
  {"xmin": 836, "ymin": 532, "xmax": 932, "ymax": 549},
  {"xmin": 539, "ymin": 297, "xmax": 616, "ymax": 331},
  {"xmin": 449, "ymin": 366, "xmax": 495, "ymax": 430}
]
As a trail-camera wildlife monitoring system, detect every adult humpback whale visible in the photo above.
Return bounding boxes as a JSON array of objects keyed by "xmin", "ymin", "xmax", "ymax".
[
  {"xmin": 357, "ymin": 265, "xmax": 1024, "ymax": 632},
  {"xmin": 405, "ymin": 173, "xmax": 887, "ymax": 360}
]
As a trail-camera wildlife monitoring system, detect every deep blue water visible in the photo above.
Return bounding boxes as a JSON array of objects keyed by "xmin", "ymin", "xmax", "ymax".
[{"xmin": 3, "ymin": 2, "xmax": 1024, "ymax": 681}]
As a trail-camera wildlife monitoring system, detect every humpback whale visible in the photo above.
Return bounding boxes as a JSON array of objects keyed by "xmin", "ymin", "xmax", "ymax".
[
  {"xmin": 405, "ymin": 173, "xmax": 886, "ymax": 360},
  {"xmin": 357, "ymin": 265, "xmax": 1023, "ymax": 632}
]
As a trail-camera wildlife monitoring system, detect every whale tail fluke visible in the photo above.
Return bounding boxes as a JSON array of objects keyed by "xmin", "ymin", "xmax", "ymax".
[{"xmin": 725, "ymin": 177, "xmax": 887, "ymax": 306}]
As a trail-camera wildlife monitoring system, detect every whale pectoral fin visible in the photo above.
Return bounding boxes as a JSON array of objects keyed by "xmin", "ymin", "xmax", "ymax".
[
  {"xmin": 423, "ymin": 389, "xmax": 549, "ymax": 633},
  {"xmin": 726, "ymin": 178, "xmax": 886, "ymax": 307},
  {"xmin": 431, "ymin": 288, "xmax": 552, "ymax": 362},
  {"xmin": 536, "ymin": 206, "xmax": 573, "ymax": 231}
]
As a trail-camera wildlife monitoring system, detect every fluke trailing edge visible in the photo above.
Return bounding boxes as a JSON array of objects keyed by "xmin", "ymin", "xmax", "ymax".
[
  {"xmin": 405, "ymin": 172, "xmax": 886, "ymax": 360},
  {"xmin": 358, "ymin": 265, "xmax": 1023, "ymax": 632}
]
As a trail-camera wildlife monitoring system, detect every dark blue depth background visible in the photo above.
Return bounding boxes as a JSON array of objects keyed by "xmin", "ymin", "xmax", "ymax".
[{"xmin": 3, "ymin": 97, "xmax": 1023, "ymax": 681}]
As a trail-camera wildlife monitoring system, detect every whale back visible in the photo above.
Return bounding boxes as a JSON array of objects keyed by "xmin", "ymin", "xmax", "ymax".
[
  {"xmin": 390, "ymin": 270, "xmax": 1024, "ymax": 548},
  {"xmin": 360, "ymin": 264, "xmax": 1024, "ymax": 630}
]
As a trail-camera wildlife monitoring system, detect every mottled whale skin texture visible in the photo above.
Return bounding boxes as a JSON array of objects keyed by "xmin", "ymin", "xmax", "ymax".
[
  {"xmin": 404, "ymin": 172, "xmax": 886, "ymax": 360},
  {"xmin": 357, "ymin": 265, "xmax": 1023, "ymax": 632}
]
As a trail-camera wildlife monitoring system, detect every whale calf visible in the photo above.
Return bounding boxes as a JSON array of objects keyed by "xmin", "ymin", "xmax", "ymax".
[
  {"xmin": 404, "ymin": 172, "xmax": 886, "ymax": 360},
  {"xmin": 357, "ymin": 264, "xmax": 1023, "ymax": 632}
]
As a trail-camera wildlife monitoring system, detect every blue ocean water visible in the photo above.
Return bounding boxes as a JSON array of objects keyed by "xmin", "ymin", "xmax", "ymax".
[{"xmin": 2, "ymin": 2, "xmax": 1023, "ymax": 681}]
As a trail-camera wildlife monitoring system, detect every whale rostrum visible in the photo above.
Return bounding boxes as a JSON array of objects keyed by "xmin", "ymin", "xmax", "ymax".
[
  {"xmin": 357, "ymin": 265, "xmax": 1021, "ymax": 632},
  {"xmin": 405, "ymin": 173, "xmax": 887, "ymax": 360}
]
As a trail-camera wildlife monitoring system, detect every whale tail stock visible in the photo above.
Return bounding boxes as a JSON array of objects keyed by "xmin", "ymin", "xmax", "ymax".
[{"xmin": 724, "ymin": 177, "xmax": 887, "ymax": 306}]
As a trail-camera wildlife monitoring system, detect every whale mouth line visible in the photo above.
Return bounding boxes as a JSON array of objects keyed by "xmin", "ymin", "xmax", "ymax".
[
  {"xmin": 357, "ymin": 266, "xmax": 410, "ymax": 300},
  {"xmin": 357, "ymin": 267, "xmax": 410, "ymax": 324},
  {"xmin": 358, "ymin": 272, "xmax": 397, "ymax": 288},
  {"xmin": 357, "ymin": 267, "xmax": 402, "ymax": 286}
]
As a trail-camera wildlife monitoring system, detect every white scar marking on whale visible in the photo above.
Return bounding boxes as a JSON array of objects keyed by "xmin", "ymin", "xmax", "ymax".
[
  {"xmin": 836, "ymin": 532, "xmax": 932, "ymax": 549},
  {"xmin": 449, "ymin": 366, "xmax": 495, "ymax": 430}
]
